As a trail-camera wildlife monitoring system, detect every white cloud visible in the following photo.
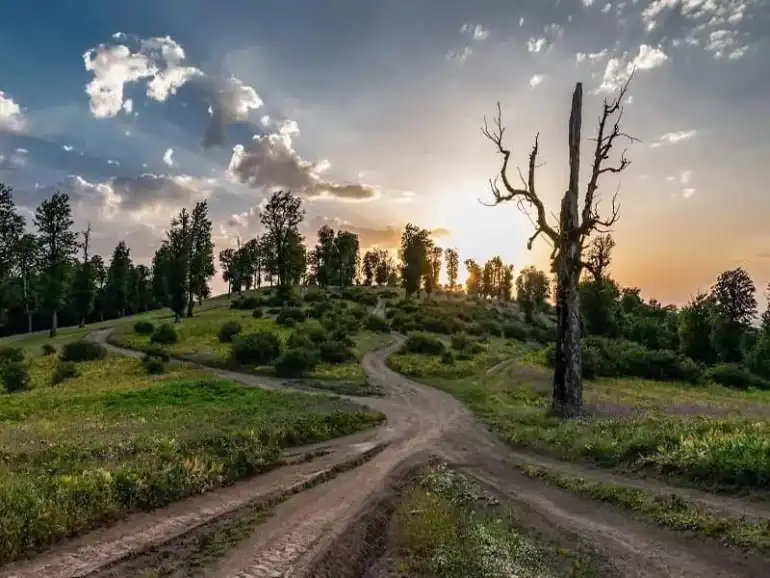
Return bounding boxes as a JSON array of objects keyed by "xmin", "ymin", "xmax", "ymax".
[
  {"xmin": 15, "ymin": 148, "xmax": 27, "ymax": 154},
  {"xmin": 83, "ymin": 34, "xmax": 203, "ymax": 118},
  {"xmin": 582, "ymin": 0, "xmax": 596, "ymax": 5},
  {"xmin": 122, "ymin": 98, "xmax": 133, "ymax": 113},
  {"xmin": 62, "ymin": 145, "xmax": 74, "ymax": 152},
  {"xmin": 460, "ymin": 23, "xmax": 490, "ymax": 40},
  {"xmin": 519, "ymin": 17, "xmax": 524, "ymax": 26},
  {"xmin": 529, "ymin": 74, "xmax": 545, "ymax": 88},
  {"xmin": 162, "ymin": 148, "xmax": 174, "ymax": 167},
  {"xmin": 597, "ymin": 44, "xmax": 668, "ymax": 93},
  {"xmin": 0, "ymin": 90, "xmax": 26, "ymax": 132},
  {"xmin": 601, "ymin": 3, "xmax": 612, "ymax": 12},
  {"xmin": 680, "ymin": 170, "xmax": 692, "ymax": 185},
  {"xmin": 260, "ymin": 115, "xmax": 271, "ymax": 126},
  {"xmin": 107, "ymin": 159, "xmax": 120, "ymax": 165},
  {"xmin": 203, "ymin": 76, "xmax": 264, "ymax": 148},
  {"xmin": 682, "ymin": 188, "xmax": 696, "ymax": 198},
  {"xmin": 446, "ymin": 46, "xmax": 473, "ymax": 63},
  {"xmin": 576, "ymin": 49, "xmax": 609, "ymax": 63},
  {"xmin": 650, "ymin": 129, "xmax": 698, "ymax": 148},
  {"xmin": 528, "ymin": 37, "xmax": 547, "ymax": 53}
]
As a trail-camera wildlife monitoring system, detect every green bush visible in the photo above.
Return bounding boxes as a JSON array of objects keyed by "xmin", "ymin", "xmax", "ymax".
[
  {"xmin": 319, "ymin": 340, "xmax": 355, "ymax": 364},
  {"xmin": 230, "ymin": 331, "xmax": 283, "ymax": 366},
  {"xmin": 217, "ymin": 320, "xmax": 243, "ymax": 343},
  {"xmin": 302, "ymin": 288, "xmax": 328, "ymax": 302},
  {"xmin": 502, "ymin": 321, "xmax": 530, "ymax": 341},
  {"xmin": 270, "ymin": 285, "xmax": 302, "ymax": 307},
  {"xmin": 274, "ymin": 347, "xmax": 319, "ymax": 377},
  {"xmin": 479, "ymin": 319, "xmax": 503, "ymax": 337},
  {"xmin": 276, "ymin": 307, "xmax": 306, "ymax": 326},
  {"xmin": 441, "ymin": 350, "xmax": 455, "ymax": 365},
  {"xmin": 2, "ymin": 362, "xmax": 30, "ymax": 393},
  {"xmin": 299, "ymin": 321, "xmax": 329, "ymax": 344},
  {"xmin": 59, "ymin": 340, "xmax": 106, "ymax": 363},
  {"xmin": 230, "ymin": 295, "xmax": 263, "ymax": 310},
  {"xmin": 705, "ymin": 364, "xmax": 770, "ymax": 390},
  {"xmin": 133, "ymin": 321, "xmax": 155, "ymax": 335},
  {"xmin": 450, "ymin": 333, "xmax": 471, "ymax": 351},
  {"xmin": 143, "ymin": 345, "xmax": 170, "ymax": 362},
  {"xmin": 41, "ymin": 343, "xmax": 56, "ymax": 356},
  {"xmin": 364, "ymin": 314, "xmax": 390, "ymax": 333},
  {"xmin": 251, "ymin": 308, "xmax": 264, "ymax": 319},
  {"xmin": 0, "ymin": 346, "xmax": 24, "ymax": 364},
  {"xmin": 150, "ymin": 324, "xmax": 178, "ymax": 345},
  {"xmin": 286, "ymin": 330, "xmax": 315, "ymax": 350},
  {"xmin": 141, "ymin": 355, "xmax": 166, "ymax": 375},
  {"xmin": 51, "ymin": 361, "xmax": 78, "ymax": 385},
  {"xmin": 403, "ymin": 332, "xmax": 445, "ymax": 355}
]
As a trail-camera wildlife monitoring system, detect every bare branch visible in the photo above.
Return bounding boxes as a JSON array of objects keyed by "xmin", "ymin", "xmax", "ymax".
[
  {"xmin": 481, "ymin": 104, "xmax": 558, "ymax": 245},
  {"xmin": 579, "ymin": 73, "xmax": 635, "ymax": 238}
]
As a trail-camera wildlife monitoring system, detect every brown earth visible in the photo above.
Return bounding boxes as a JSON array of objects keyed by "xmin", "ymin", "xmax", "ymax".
[{"xmin": 2, "ymin": 329, "xmax": 769, "ymax": 578}]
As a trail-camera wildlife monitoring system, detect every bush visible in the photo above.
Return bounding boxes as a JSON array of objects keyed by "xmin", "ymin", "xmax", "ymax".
[
  {"xmin": 441, "ymin": 350, "xmax": 455, "ymax": 365},
  {"xmin": 41, "ymin": 343, "xmax": 56, "ymax": 356},
  {"xmin": 0, "ymin": 346, "xmax": 24, "ymax": 364},
  {"xmin": 450, "ymin": 333, "xmax": 471, "ymax": 351},
  {"xmin": 274, "ymin": 347, "xmax": 319, "ymax": 377},
  {"xmin": 150, "ymin": 324, "xmax": 178, "ymax": 345},
  {"xmin": 51, "ymin": 361, "xmax": 78, "ymax": 385},
  {"xmin": 319, "ymin": 340, "xmax": 355, "ymax": 364},
  {"xmin": 270, "ymin": 285, "xmax": 302, "ymax": 307},
  {"xmin": 479, "ymin": 319, "xmax": 503, "ymax": 337},
  {"xmin": 133, "ymin": 321, "xmax": 155, "ymax": 335},
  {"xmin": 705, "ymin": 363, "xmax": 770, "ymax": 390},
  {"xmin": 230, "ymin": 295, "xmax": 263, "ymax": 310},
  {"xmin": 251, "ymin": 308, "xmax": 264, "ymax": 319},
  {"xmin": 502, "ymin": 321, "xmax": 530, "ymax": 341},
  {"xmin": 286, "ymin": 330, "xmax": 315, "ymax": 350},
  {"xmin": 230, "ymin": 331, "xmax": 282, "ymax": 366},
  {"xmin": 364, "ymin": 314, "xmax": 390, "ymax": 333},
  {"xmin": 2, "ymin": 362, "xmax": 30, "ymax": 393},
  {"xmin": 403, "ymin": 332, "xmax": 445, "ymax": 355},
  {"xmin": 141, "ymin": 355, "xmax": 166, "ymax": 375},
  {"xmin": 217, "ymin": 320, "xmax": 243, "ymax": 343},
  {"xmin": 59, "ymin": 340, "xmax": 106, "ymax": 363},
  {"xmin": 276, "ymin": 307, "xmax": 306, "ymax": 326},
  {"xmin": 143, "ymin": 345, "xmax": 170, "ymax": 362}
]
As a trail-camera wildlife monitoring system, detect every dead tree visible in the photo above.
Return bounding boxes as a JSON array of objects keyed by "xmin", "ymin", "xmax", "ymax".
[
  {"xmin": 584, "ymin": 233, "xmax": 616, "ymax": 283},
  {"xmin": 482, "ymin": 79, "xmax": 634, "ymax": 418}
]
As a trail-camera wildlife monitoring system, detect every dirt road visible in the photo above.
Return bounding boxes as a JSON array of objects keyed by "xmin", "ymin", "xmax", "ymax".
[{"xmin": 4, "ymin": 330, "xmax": 769, "ymax": 578}]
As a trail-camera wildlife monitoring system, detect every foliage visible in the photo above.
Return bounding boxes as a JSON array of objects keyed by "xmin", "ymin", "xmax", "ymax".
[
  {"xmin": 274, "ymin": 347, "xmax": 319, "ymax": 377},
  {"xmin": 364, "ymin": 314, "xmax": 390, "ymax": 333},
  {"xmin": 141, "ymin": 354, "xmax": 167, "ymax": 375},
  {"xmin": 59, "ymin": 340, "xmax": 107, "ymax": 363},
  {"xmin": 259, "ymin": 191, "xmax": 305, "ymax": 286},
  {"xmin": 251, "ymin": 308, "xmax": 264, "ymax": 319},
  {"xmin": 217, "ymin": 320, "xmax": 243, "ymax": 343},
  {"xmin": 403, "ymin": 332, "xmax": 446, "ymax": 355},
  {"xmin": 230, "ymin": 295, "xmax": 263, "ymax": 310},
  {"xmin": 318, "ymin": 340, "xmax": 355, "ymax": 364},
  {"xmin": 51, "ymin": 361, "xmax": 78, "ymax": 385},
  {"xmin": 400, "ymin": 223, "xmax": 433, "ymax": 297},
  {"xmin": 704, "ymin": 364, "xmax": 770, "ymax": 390},
  {"xmin": 515, "ymin": 265, "xmax": 550, "ymax": 323},
  {"xmin": 41, "ymin": 343, "xmax": 56, "ymax": 356},
  {"xmin": 133, "ymin": 320, "xmax": 155, "ymax": 335},
  {"xmin": 0, "ymin": 345, "xmax": 24, "ymax": 364},
  {"xmin": 2, "ymin": 362, "xmax": 30, "ymax": 393},
  {"xmin": 276, "ymin": 306, "xmax": 307, "ymax": 326},
  {"xmin": 150, "ymin": 323, "xmax": 179, "ymax": 345},
  {"xmin": 230, "ymin": 330, "xmax": 283, "ymax": 366}
]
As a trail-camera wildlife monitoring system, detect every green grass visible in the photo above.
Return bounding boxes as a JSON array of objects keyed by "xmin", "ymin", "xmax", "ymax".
[
  {"xmin": 0, "ymin": 351, "xmax": 383, "ymax": 565},
  {"xmin": 392, "ymin": 463, "xmax": 597, "ymax": 578},
  {"xmin": 520, "ymin": 464, "xmax": 770, "ymax": 552}
]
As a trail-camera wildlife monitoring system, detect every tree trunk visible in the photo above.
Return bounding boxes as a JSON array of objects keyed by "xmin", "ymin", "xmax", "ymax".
[
  {"xmin": 49, "ymin": 310, "xmax": 58, "ymax": 338},
  {"xmin": 79, "ymin": 316, "xmax": 85, "ymax": 329},
  {"xmin": 551, "ymin": 82, "xmax": 584, "ymax": 419},
  {"xmin": 26, "ymin": 312, "xmax": 32, "ymax": 334}
]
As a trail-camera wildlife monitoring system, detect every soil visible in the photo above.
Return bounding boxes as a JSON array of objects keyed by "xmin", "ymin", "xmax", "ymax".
[{"xmin": 3, "ymin": 329, "xmax": 770, "ymax": 578}]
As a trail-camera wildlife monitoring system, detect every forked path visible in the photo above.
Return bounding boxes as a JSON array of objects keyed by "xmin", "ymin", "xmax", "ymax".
[{"xmin": 3, "ymin": 330, "xmax": 769, "ymax": 578}]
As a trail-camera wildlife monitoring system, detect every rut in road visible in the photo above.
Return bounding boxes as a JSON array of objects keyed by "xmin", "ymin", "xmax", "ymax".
[{"xmin": 4, "ymin": 327, "xmax": 769, "ymax": 578}]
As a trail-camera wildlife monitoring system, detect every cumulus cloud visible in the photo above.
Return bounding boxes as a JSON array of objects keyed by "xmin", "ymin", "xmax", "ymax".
[
  {"xmin": 597, "ymin": 44, "xmax": 668, "ymax": 93},
  {"xmin": 203, "ymin": 76, "xmax": 264, "ymax": 148},
  {"xmin": 649, "ymin": 129, "xmax": 698, "ymax": 147},
  {"xmin": 163, "ymin": 147, "xmax": 174, "ymax": 167},
  {"xmin": 0, "ymin": 90, "xmax": 26, "ymax": 132},
  {"xmin": 529, "ymin": 74, "xmax": 545, "ymax": 88},
  {"xmin": 83, "ymin": 34, "xmax": 203, "ymax": 118}
]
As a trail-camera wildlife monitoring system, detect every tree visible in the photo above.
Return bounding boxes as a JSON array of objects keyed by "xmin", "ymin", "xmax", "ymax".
[
  {"xmin": 151, "ymin": 243, "xmax": 172, "ymax": 307},
  {"xmin": 483, "ymin": 78, "xmax": 634, "ymax": 418},
  {"xmin": 34, "ymin": 192, "xmax": 78, "ymax": 337},
  {"xmin": 243, "ymin": 236, "xmax": 263, "ymax": 289},
  {"xmin": 500, "ymin": 265, "xmax": 514, "ymax": 301},
  {"xmin": 465, "ymin": 258, "xmax": 482, "ymax": 296},
  {"xmin": 583, "ymin": 234, "xmax": 615, "ymax": 283},
  {"xmin": 0, "ymin": 183, "xmax": 25, "ymax": 325},
  {"xmin": 106, "ymin": 241, "xmax": 132, "ymax": 318},
  {"xmin": 445, "ymin": 248, "xmax": 460, "ymax": 291},
  {"xmin": 166, "ymin": 209, "xmax": 192, "ymax": 321},
  {"xmin": 335, "ymin": 230, "xmax": 360, "ymax": 287},
  {"xmin": 260, "ymin": 191, "xmax": 305, "ymax": 286},
  {"xmin": 362, "ymin": 250, "xmax": 379, "ymax": 286},
  {"xmin": 72, "ymin": 223, "xmax": 95, "ymax": 327},
  {"xmin": 678, "ymin": 293, "xmax": 717, "ymax": 365},
  {"xmin": 399, "ymin": 224, "xmax": 432, "ymax": 297},
  {"xmin": 426, "ymin": 246, "xmax": 443, "ymax": 295},
  {"xmin": 188, "ymin": 200, "xmax": 215, "ymax": 314},
  {"xmin": 91, "ymin": 255, "xmax": 107, "ymax": 322},
  {"xmin": 311, "ymin": 225, "xmax": 336, "ymax": 287},
  {"xmin": 15, "ymin": 234, "xmax": 39, "ymax": 333},
  {"xmin": 375, "ymin": 249, "xmax": 395, "ymax": 286},
  {"xmin": 710, "ymin": 267, "xmax": 757, "ymax": 363},
  {"xmin": 129, "ymin": 264, "xmax": 152, "ymax": 313},
  {"xmin": 516, "ymin": 266, "xmax": 549, "ymax": 323},
  {"xmin": 218, "ymin": 247, "xmax": 236, "ymax": 298}
]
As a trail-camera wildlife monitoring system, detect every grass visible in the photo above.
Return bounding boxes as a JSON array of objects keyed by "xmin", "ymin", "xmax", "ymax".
[
  {"xmin": 392, "ymin": 463, "xmax": 598, "ymax": 578},
  {"xmin": 0, "ymin": 350, "xmax": 384, "ymax": 565},
  {"xmin": 520, "ymin": 464, "xmax": 770, "ymax": 552}
]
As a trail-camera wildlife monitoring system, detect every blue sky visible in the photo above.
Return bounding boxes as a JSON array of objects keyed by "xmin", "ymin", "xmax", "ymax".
[{"xmin": 1, "ymin": 0, "xmax": 769, "ymax": 302}]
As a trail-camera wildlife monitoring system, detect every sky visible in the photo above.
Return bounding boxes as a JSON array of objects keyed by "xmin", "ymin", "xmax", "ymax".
[{"xmin": 1, "ymin": 0, "xmax": 769, "ymax": 305}]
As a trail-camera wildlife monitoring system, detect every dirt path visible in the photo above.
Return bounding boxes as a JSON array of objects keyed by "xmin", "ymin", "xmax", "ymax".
[{"xmin": 4, "ymin": 331, "xmax": 769, "ymax": 577}]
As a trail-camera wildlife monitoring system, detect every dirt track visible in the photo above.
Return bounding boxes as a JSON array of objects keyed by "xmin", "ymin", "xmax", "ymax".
[{"xmin": 3, "ymin": 330, "xmax": 769, "ymax": 577}]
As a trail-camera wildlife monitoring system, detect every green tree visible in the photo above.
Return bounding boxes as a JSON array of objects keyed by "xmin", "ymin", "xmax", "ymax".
[
  {"xmin": 72, "ymin": 223, "xmax": 95, "ymax": 327},
  {"xmin": 129, "ymin": 264, "xmax": 153, "ymax": 313},
  {"xmin": 34, "ymin": 192, "xmax": 78, "ymax": 337},
  {"xmin": 710, "ymin": 267, "xmax": 756, "ymax": 363},
  {"xmin": 516, "ymin": 266, "xmax": 550, "ymax": 322},
  {"xmin": 91, "ymin": 255, "xmax": 107, "ymax": 321},
  {"xmin": 188, "ymin": 200, "xmax": 214, "ymax": 314},
  {"xmin": 151, "ymin": 243, "xmax": 172, "ymax": 307},
  {"xmin": 362, "ymin": 250, "xmax": 379, "ymax": 286},
  {"xmin": 678, "ymin": 293, "xmax": 717, "ymax": 365},
  {"xmin": 399, "ymin": 223, "xmax": 432, "ymax": 297},
  {"xmin": 583, "ymin": 234, "xmax": 615, "ymax": 283},
  {"xmin": 464, "ymin": 259, "xmax": 482, "ymax": 296},
  {"xmin": 166, "ymin": 209, "xmax": 192, "ymax": 321},
  {"xmin": 218, "ymin": 247, "xmax": 236, "ymax": 298},
  {"xmin": 375, "ymin": 249, "xmax": 394, "ymax": 286},
  {"xmin": 425, "ymin": 246, "xmax": 443, "ymax": 295},
  {"xmin": 311, "ymin": 225, "xmax": 336, "ymax": 287},
  {"xmin": 15, "ymin": 234, "xmax": 39, "ymax": 333},
  {"xmin": 105, "ymin": 241, "xmax": 132, "ymax": 318},
  {"xmin": 0, "ymin": 183, "xmax": 25, "ymax": 325},
  {"xmin": 335, "ymin": 230, "xmax": 360, "ymax": 287},
  {"xmin": 444, "ymin": 248, "xmax": 459, "ymax": 291},
  {"xmin": 500, "ymin": 264, "xmax": 514, "ymax": 301},
  {"xmin": 260, "ymin": 191, "xmax": 305, "ymax": 286}
]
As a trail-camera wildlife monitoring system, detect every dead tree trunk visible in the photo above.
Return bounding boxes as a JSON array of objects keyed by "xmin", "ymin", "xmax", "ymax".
[{"xmin": 483, "ymin": 77, "xmax": 633, "ymax": 419}]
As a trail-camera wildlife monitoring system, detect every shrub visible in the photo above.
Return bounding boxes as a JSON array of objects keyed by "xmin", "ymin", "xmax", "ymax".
[
  {"xmin": 141, "ymin": 355, "xmax": 166, "ymax": 375},
  {"xmin": 705, "ymin": 363, "xmax": 770, "ymax": 390},
  {"xmin": 150, "ymin": 324, "xmax": 178, "ymax": 345},
  {"xmin": 271, "ymin": 285, "xmax": 302, "ymax": 307},
  {"xmin": 319, "ymin": 340, "xmax": 355, "ymax": 364},
  {"xmin": 365, "ymin": 314, "xmax": 390, "ymax": 333},
  {"xmin": 217, "ymin": 320, "xmax": 243, "ymax": 343},
  {"xmin": 286, "ymin": 330, "xmax": 315, "ymax": 350},
  {"xmin": 441, "ymin": 350, "xmax": 455, "ymax": 365},
  {"xmin": 59, "ymin": 340, "xmax": 106, "ymax": 363},
  {"xmin": 230, "ymin": 295, "xmax": 263, "ymax": 310},
  {"xmin": 51, "ymin": 361, "xmax": 78, "ymax": 385},
  {"xmin": 143, "ymin": 345, "xmax": 170, "ymax": 362},
  {"xmin": 251, "ymin": 308, "xmax": 264, "ymax": 319},
  {"xmin": 41, "ymin": 343, "xmax": 56, "ymax": 356},
  {"xmin": 330, "ymin": 329, "xmax": 356, "ymax": 348},
  {"xmin": 230, "ymin": 331, "xmax": 282, "ymax": 366},
  {"xmin": 379, "ymin": 289, "xmax": 399, "ymax": 299},
  {"xmin": 276, "ymin": 307, "xmax": 306, "ymax": 326},
  {"xmin": 464, "ymin": 323, "xmax": 485, "ymax": 336},
  {"xmin": 450, "ymin": 333, "xmax": 471, "ymax": 351},
  {"xmin": 479, "ymin": 319, "xmax": 503, "ymax": 337},
  {"xmin": 529, "ymin": 325, "xmax": 555, "ymax": 344},
  {"xmin": 2, "ymin": 362, "xmax": 30, "ymax": 393},
  {"xmin": 300, "ymin": 321, "xmax": 329, "ymax": 344},
  {"xmin": 0, "ymin": 346, "xmax": 24, "ymax": 364},
  {"xmin": 303, "ymin": 288, "xmax": 328, "ymax": 302},
  {"xmin": 502, "ymin": 321, "xmax": 530, "ymax": 341},
  {"xmin": 274, "ymin": 347, "xmax": 319, "ymax": 377},
  {"xmin": 133, "ymin": 321, "xmax": 155, "ymax": 335},
  {"xmin": 403, "ymin": 332, "xmax": 445, "ymax": 355}
]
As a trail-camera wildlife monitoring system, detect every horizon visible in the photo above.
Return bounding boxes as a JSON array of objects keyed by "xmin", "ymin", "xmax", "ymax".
[{"xmin": 2, "ymin": 0, "xmax": 769, "ymax": 309}]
